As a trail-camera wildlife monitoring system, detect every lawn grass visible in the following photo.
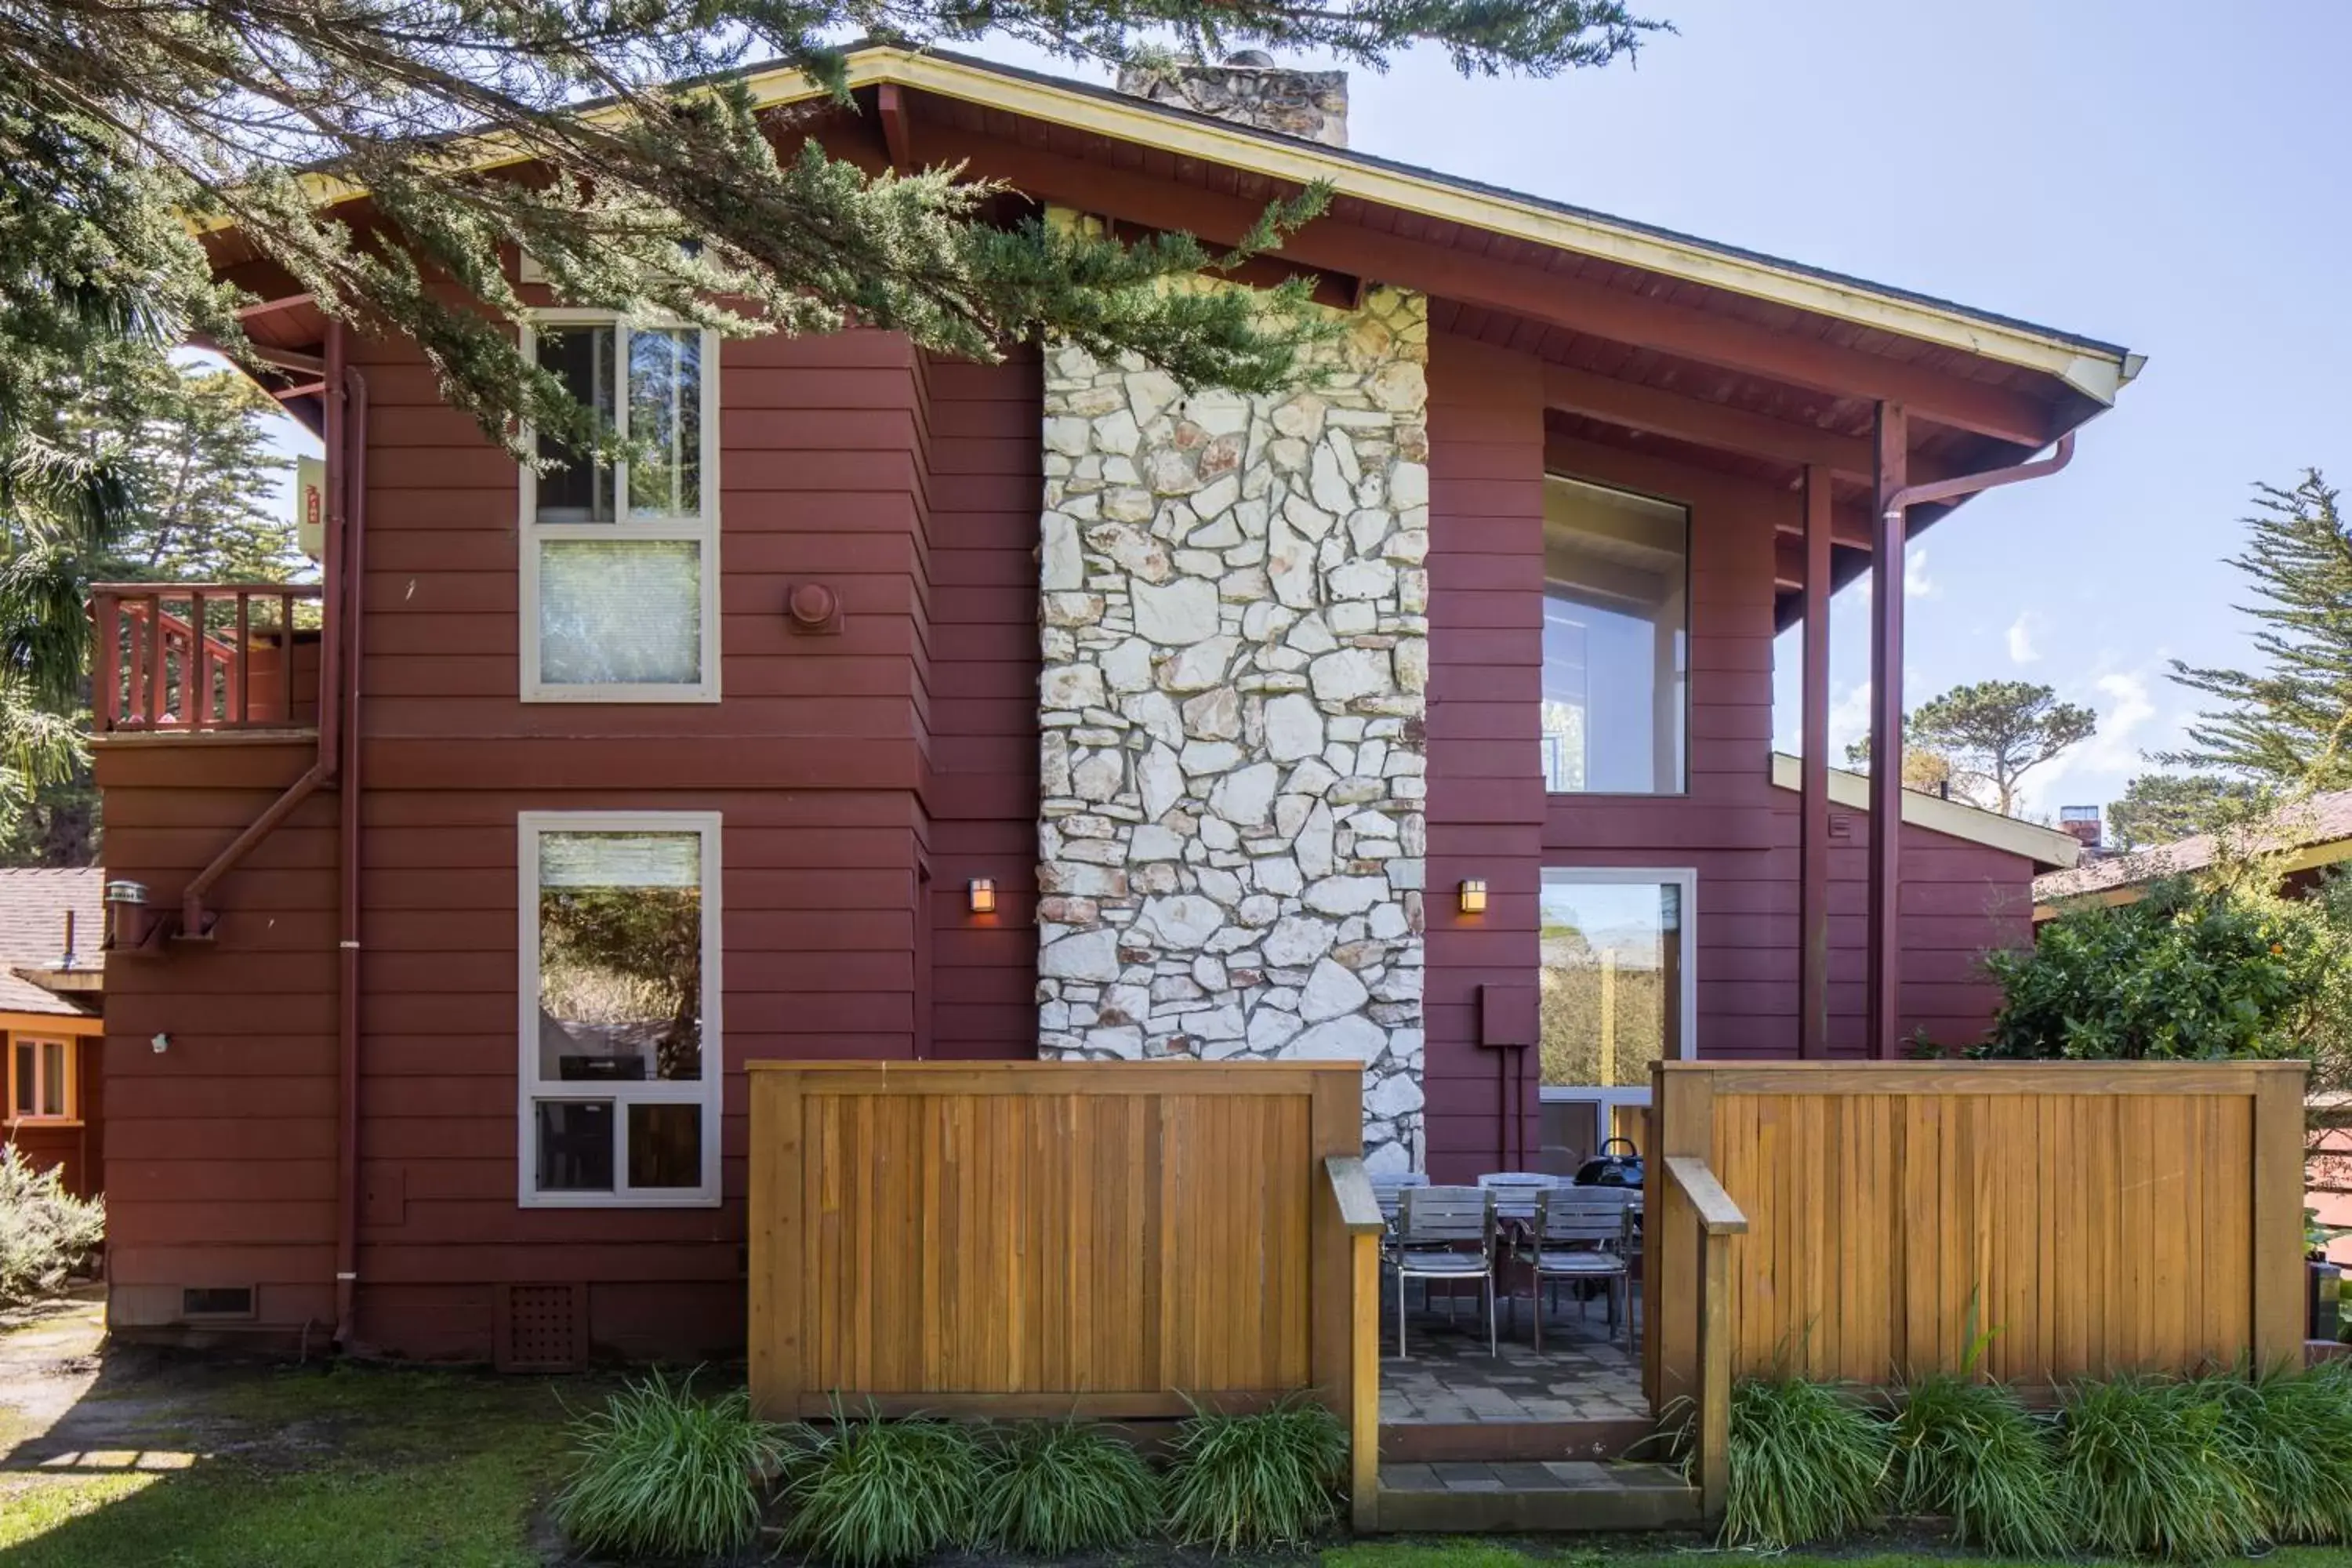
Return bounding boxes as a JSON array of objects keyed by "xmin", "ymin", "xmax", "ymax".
[{"xmin": 0, "ymin": 1361, "xmax": 578, "ymax": 1567}]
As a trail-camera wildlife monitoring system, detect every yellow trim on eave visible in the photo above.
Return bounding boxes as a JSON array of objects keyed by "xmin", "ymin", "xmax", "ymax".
[
  {"xmin": 1769, "ymin": 753, "xmax": 2084, "ymax": 868},
  {"xmin": 197, "ymin": 47, "xmax": 2134, "ymax": 401},
  {"xmin": 0, "ymin": 1011, "xmax": 103, "ymax": 1036}
]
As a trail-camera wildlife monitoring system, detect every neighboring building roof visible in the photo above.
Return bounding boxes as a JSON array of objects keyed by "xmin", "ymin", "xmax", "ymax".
[
  {"xmin": 2032, "ymin": 790, "xmax": 2352, "ymax": 909},
  {"xmin": 0, "ymin": 868, "xmax": 104, "ymax": 1017},
  {"xmin": 1768, "ymin": 754, "xmax": 2083, "ymax": 872}
]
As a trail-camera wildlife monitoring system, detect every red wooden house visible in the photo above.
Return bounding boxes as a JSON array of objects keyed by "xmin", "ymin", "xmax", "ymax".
[
  {"xmin": 93, "ymin": 45, "xmax": 2114, "ymax": 1359},
  {"xmin": 0, "ymin": 869, "xmax": 106, "ymax": 1200}
]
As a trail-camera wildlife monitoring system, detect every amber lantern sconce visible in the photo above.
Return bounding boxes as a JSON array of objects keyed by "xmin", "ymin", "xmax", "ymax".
[
  {"xmin": 967, "ymin": 879, "xmax": 997, "ymax": 916},
  {"xmin": 1457, "ymin": 879, "xmax": 1489, "ymax": 916}
]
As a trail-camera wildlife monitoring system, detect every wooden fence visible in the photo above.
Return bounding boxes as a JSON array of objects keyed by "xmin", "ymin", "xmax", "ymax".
[
  {"xmin": 747, "ymin": 1060, "xmax": 1379, "ymax": 1504},
  {"xmin": 1647, "ymin": 1061, "xmax": 2310, "ymax": 1438}
]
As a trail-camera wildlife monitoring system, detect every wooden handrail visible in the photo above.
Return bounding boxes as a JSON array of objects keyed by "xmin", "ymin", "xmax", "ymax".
[
  {"xmin": 1324, "ymin": 1155, "xmax": 1387, "ymax": 1235},
  {"xmin": 91, "ymin": 583, "xmax": 325, "ymax": 733},
  {"xmin": 1665, "ymin": 1155, "xmax": 1749, "ymax": 1235},
  {"xmin": 1661, "ymin": 1152, "xmax": 1746, "ymax": 1523}
]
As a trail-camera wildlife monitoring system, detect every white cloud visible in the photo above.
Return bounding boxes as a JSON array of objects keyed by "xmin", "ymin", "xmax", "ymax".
[
  {"xmin": 2016, "ymin": 668, "xmax": 2162, "ymax": 815},
  {"xmin": 1827, "ymin": 680, "xmax": 1874, "ymax": 760},
  {"xmin": 1904, "ymin": 546, "xmax": 1936, "ymax": 600},
  {"xmin": 2006, "ymin": 612, "xmax": 2039, "ymax": 665}
]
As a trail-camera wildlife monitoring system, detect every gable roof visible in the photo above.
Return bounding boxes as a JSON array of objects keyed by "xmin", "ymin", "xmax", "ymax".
[
  {"xmin": 221, "ymin": 42, "xmax": 2137, "ymax": 408},
  {"xmin": 2032, "ymin": 790, "xmax": 2352, "ymax": 910},
  {"xmin": 1768, "ymin": 754, "xmax": 2082, "ymax": 871},
  {"xmin": 0, "ymin": 868, "xmax": 104, "ymax": 1017}
]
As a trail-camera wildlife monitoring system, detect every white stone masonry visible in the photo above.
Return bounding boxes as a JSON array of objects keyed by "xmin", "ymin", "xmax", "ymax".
[{"xmin": 1035, "ymin": 285, "xmax": 1430, "ymax": 1170}]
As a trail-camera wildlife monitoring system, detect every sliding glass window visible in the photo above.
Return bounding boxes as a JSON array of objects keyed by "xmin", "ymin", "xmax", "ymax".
[{"xmin": 1541, "ymin": 475, "xmax": 1689, "ymax": 793}]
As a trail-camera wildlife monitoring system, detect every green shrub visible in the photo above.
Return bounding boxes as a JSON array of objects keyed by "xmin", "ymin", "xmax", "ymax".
[
  {"xmin": 1887, "ymin": 1371, "xmax": 2069, "ymax": 1557},
  {"xmin": 974, "ymin": 1419, "xmax": 1157, "ymax": 1554},
  {"xmin": 1983, "ymin": 877, "xmax": 2335, "ymax": 1059},
  {"xmin": 552, "ymin": 1370, "xmax": 783, "ymax": 1559},
  {"xmin": 0, "ymin": 1145, "xmax": 103, "ymax": 1301},
  {"xmin": 2213, "ymin": 1364, "xmax": 2352, "ymax": 1543},
  {"xmin": 1161, "ymin": 1394, "xmax": 1347, "ymax": 1551},
  {"xmin": 782, "ymin": 1408, "xmax": 985, "ymax": 1567},
  {"xmin": 1719, "ymin": 1374, "xmax": 1889, "ymax": 1550},
  {"xmin": 2056, "ymin": 1375, "xmax": 2261, "ymax": 1559}
]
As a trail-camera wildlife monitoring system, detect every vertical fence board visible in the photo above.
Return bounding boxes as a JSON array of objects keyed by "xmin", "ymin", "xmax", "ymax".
[
  {"xmin": 747, "ymin": 1062, "xmax": 1361, "ymax": 1418},
  {"xmin": 1651, "ymin": 1062, "xmax": 2309, "ymax": 1399}
]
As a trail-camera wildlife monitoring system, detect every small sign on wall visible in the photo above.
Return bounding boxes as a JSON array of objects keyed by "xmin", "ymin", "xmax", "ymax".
[{"xmin": 294, "ymin": 456, "xmax": 327, "ymax": 561}]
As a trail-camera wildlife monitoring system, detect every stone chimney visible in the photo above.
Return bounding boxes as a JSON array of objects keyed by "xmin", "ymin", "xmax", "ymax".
[{"xmin": 1115, "ymin": 51, "xmax": 1348, "ymax": 148}]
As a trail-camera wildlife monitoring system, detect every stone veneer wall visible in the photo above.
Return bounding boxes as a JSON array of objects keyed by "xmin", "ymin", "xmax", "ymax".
[
  {"xmin": 1113, "ymin": 62, "xmax": 1348, "ymax": 148},
  {"xmin": 1034, "ymin": 285, "xmax": 1430, "ymax": 1169}
]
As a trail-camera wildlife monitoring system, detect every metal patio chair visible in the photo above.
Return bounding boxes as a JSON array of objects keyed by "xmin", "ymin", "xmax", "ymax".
[
  {"xmin": 1386, "ymin": 1185, "xmax": 1497, "ymax": 1358},
  {"xmin": 1370, "ymin": 1170, "xmax": 1428, "ymax": 1227},
  {"xmin": 1514, "ymin": 1186, "xmax": 1632, "ymax": 1351}
]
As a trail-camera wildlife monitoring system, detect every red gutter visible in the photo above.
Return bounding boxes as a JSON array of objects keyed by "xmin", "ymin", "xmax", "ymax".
[
  {"xmin": 333, "ymin": 356, "xmax": 368, "ymax": 1347},
  {"xmin": 179, "ymin": 322, "xmax": 347, "ymax": 936},
  {"xmin": 1865, "ymin": 429, "xmax": 2074, "ymax": 1056}
]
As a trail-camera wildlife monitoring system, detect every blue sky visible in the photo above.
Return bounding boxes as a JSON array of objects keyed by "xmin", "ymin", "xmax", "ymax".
[{"xmin": 263, "ymin": 2, "xmax": 2350, "ymax": 822}]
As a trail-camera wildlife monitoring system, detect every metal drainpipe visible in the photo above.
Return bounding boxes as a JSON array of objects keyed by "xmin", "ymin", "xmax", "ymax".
[
  {"xmin": 332, "ymin": 354, "xmax": 369, "ymax": 1348},
  {"xmin": 1882, "ymin": 432, "xmax": 2076, "ymax": 530}
]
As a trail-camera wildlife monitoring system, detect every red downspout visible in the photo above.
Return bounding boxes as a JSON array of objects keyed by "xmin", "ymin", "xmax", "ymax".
[
  {"xmin": 332, "ymin": 357, "xmax": 368, "ymax": 1347},
  {"xmin": 177, "ymin": 328, "xmax": 347, "ymax": 935},
  {"xmin": 1882, "ymin": 430, "xmax": 2076, "ymax": 522}
]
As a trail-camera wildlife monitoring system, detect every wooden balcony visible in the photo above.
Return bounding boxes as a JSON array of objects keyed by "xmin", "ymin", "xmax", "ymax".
[{"xmin": 93, "ymin": 584, "xmax": 324, "ymax": 736}]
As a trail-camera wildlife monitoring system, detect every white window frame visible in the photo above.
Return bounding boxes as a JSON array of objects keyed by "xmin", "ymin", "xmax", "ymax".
[
  {"xmin": 1537, "ymin": 866, "xmax": 1698, "ymax": 1128},
  {"xmin": 6, "ymin": 1035, "xmax": 75, "ymax": 1126},
  {"xmin": 517, "ymin": 311, "xmax": 722, "ymax": 704},
  {"xmin": 1540, "ymin": 472, "xmax": 1691, "ymax": 797},
  {"xmin": 517, "ymin": 810, "xmax": 724, "ymax": 1208}
]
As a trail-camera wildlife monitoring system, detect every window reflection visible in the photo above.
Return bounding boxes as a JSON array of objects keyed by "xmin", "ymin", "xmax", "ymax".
[
  {"xmin": 1539, "ymin": 874, "xmax": 1684, "ymax": 1091},
  {"xmin": 1541, "ymin": 476, "xmax": 1688, "ymax": 793},
  {"xmin": 536, "ymin": 832, "xmax": 703, "ymax": 1085}
]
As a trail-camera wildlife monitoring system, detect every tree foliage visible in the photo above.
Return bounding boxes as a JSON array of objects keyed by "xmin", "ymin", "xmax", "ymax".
[
  {"xmin": 1982, "ymin": 877, "xmax": 2337, "ymax": 1062},
  {"xmin": 1901, "ymin": 680, "xmax": 2096, "ymax": 816},
  {"xmin": 13, "ymin": 0, "xmax": 1662, "ymax": 463},
  {"xmin": 2167, "ymin": 472, "xmax": 2352, "ymax": 789},
  {"xmin": 2107, "ymin": 771, "xmax": 2261, "ymax": 852},
  {"xmin": 1843, "ymin": 732, "xmax": 1965, "ymax": 799}
]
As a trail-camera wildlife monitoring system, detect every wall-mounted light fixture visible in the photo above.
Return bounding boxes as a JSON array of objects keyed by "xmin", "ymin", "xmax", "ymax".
[
  {"xmin": 967, "ymin": 878, "xmax": 997, "ymax": 916},
  {"xmin": 1457, "ymin": 879, "xmax": 1488, "ymax": 916}
]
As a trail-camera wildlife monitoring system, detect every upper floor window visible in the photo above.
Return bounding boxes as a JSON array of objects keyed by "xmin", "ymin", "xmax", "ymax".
[
  {"xmin": 518, "ymin": 811, "xmax": 722, "ymax": 1207},
  {"xmin": 518, "ymin": 314, "xmax": 720, "ymax": 702},
  {"xmin": 1541, "ymin": 476, "xmax": 1688, "ymax": 793}
]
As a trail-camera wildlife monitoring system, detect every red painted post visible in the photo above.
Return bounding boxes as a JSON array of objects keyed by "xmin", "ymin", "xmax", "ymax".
[
  {"xmin": 94, "ymin": 594, "xmax": 120, "ymax": 734},
  {"xmin": 143, "ymin": 595, "xmax": 166, "ymax": 728},
  {"xmin": 1867, "ymin": 405, "xmax": 1908, "ymax": 1059},
  {"xmin": 1799, "ymin": 464, "xmax": 1833, "ymax": 1058},
  {"xmin": 187, "ymin": 591, "xmax": 206, "ymax": 730},
  {"xmin": 234, "ymin": 592, "xmax": 251, "ymax": 726}
]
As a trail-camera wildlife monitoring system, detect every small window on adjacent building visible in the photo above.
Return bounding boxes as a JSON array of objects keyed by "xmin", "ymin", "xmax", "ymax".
[
  {"xmin": 8, "ymin": 1036, "xmax": 74, "ymax": 1123},
  {"xmin": 1541, "ymin": 476, "xmax": 1689, "ymax": 793},
  {"xmin": 519, "ymin": 813, "xmax": 721, "ymax": 1206},
  {"xmin": 519, "ymin": 316, "xmax": 719, "ymax": 702}
]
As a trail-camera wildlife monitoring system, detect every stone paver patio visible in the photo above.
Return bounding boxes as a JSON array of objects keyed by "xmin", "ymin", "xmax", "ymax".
[{"xmin": 1378, "ymin": 1282, "xmax": 1649, "ymax": 1425}]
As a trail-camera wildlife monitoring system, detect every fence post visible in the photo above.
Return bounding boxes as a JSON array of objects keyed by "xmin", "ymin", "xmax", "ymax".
[
  {"xmin": 2252, "ymin": 1062, "xmax": 2310, "ymax": 1370},
  {"xmin": 1351, "ymin": 1227, "xmax": 1379, "ymax": 1530}
]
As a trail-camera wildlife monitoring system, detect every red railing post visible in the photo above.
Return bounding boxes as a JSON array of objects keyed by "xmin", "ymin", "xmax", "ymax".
[
  {"xmin": 232, "ymin": 592, "xmax": 251, "ymax": 726},
  {"xmin": 187, "ymin": 590, "xmax": 207, "ymax": 730},
  {"xmin": 94, "ymin": 594, "xmax": 120, "ymax": 735}
]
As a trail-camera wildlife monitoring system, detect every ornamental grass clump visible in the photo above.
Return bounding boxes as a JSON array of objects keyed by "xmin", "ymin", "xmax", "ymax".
[
  {"xmin": 2212, "ymin": 1363, "xmax": 2352, "ymax": 1544},
  {"xmin": 782, "ymin": 1407, "xmax": 985, "ymax": 1567},
  {"xmin": 1718, "ymin": 1374, "xmax": 1889, "ymax": 1550},
  {"xmin": 551, "ymin": 1370, "xmax": 784, "ymax": 1559},
  {"xmin": 1887, "ymin": 1370, "xmax": 2070, "ymax": 1557},
  {"xmin": 1160, "ymin": 1394, "xmax": 1347, "ymax": 1551},
  {"xmin": 973, "ymin": 1418, "xmax": 1158, "ymax": 1555},
  {"xmin": 2056, "ymin": 1375, "xmax": 2261, "ymax": 1559}
]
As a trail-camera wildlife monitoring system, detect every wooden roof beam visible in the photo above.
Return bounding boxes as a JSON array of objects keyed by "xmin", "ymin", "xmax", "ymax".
[
  {"xmin": 932, "ymin": 123, "xmax": 2067, "ymax": 447},
  {"xmin": 1544, "ymin": 363, "xmax": 1875, "ymax": 480}
]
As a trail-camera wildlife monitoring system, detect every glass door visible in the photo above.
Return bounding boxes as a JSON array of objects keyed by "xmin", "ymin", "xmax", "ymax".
[{"xmin": 1537, "ymin": 869, "xmax": 1694, "ymax": 1172}]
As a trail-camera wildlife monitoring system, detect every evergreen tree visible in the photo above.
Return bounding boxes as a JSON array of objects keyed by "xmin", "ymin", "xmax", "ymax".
[
  {"xmin": 11, "ymin": 0, "xmax": 1663, "ymax": 464},
  {"xmin": 2107, "ymin": 771, "xmax": 2259, "ymax": 851},
  {"xmin": 1842, "ymin": 732, "xmax": 1969, "ymax": 801},
  {"xmin": 1906, "ymin": 681, "xmax": 2097, "ymax": 817},
  {"xmin": 94, "ymin": 364, "xmax": 302, "ymax": 584},
  {"xmin": 2165, "ymin": 473, "xmax": 2352, "ymax": 788}
]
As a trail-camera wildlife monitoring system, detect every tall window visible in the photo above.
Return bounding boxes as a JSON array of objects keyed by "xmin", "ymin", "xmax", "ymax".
[
  {"xmin": 1541, "ymin": 476, "xmax": 1688, "ymax": 793},
  {"xmin": 519, "ymin": 314, "xmax": 720, "ymax": 702},
  {"xmin": 1537, "ymin": 869, "xmax": 1694, "ymax": 1166},
  {"xmin": 518, "ymin": 812, "xmax": 721, "ymax": 1207},
  {"xmin": 6, "ymin": 1036, "xmax": 73, "ymax": 1122}
]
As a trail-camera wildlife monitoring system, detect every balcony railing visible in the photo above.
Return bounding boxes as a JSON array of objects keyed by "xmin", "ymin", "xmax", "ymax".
[{"xmin": 93, "ymin": 584, "xmax": 325, "ymax": 734}]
